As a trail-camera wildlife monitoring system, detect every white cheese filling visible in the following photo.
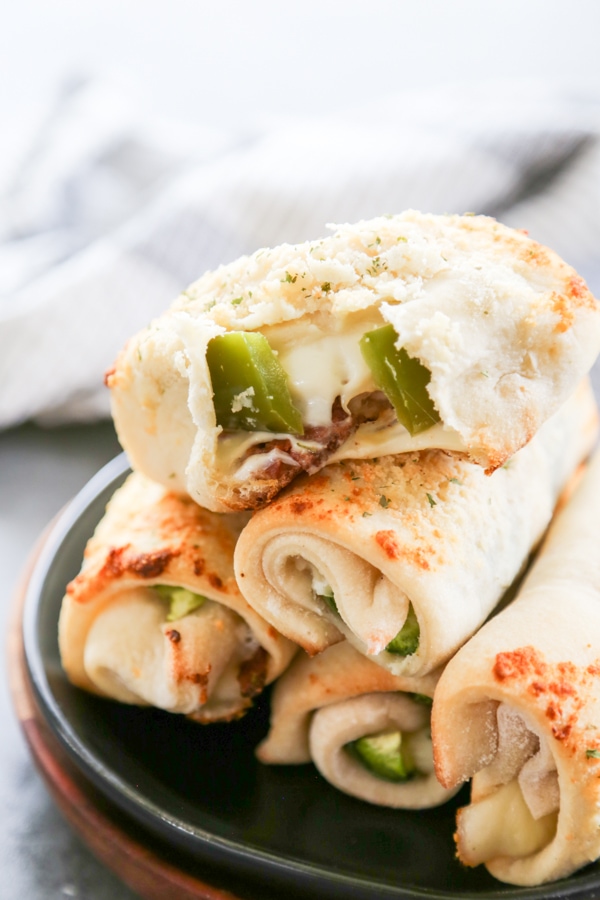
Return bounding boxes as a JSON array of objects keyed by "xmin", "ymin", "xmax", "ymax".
[
  {"xmin": 213, "ymin": 323, "xmax": 465, "ymax": 480},
  {"xmin": 457, "ymin": 703, "xmax": 559, "ymax": 865},
  {"xmin": 275, "ymin": 323, "xmax": 375, "ymax": 428}
]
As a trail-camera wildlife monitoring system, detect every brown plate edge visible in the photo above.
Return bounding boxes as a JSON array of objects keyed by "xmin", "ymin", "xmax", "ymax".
[{"xmin": 7, "ymin": 527, "xmax": 247, "ymax": 900}]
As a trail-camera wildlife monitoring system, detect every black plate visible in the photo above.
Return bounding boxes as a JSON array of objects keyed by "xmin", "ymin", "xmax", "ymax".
[{"xmin": 22, "ymin": 454, "xmax": 600, "ymax": 900}]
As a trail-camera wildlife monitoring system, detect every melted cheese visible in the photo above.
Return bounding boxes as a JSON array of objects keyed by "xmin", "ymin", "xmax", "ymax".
[
  {"xmin": 275, "ymin": 323, "xmax": 375, "ymax": 427},
  {"xmin": 214, "ymin": 322, "xmax": 465, "ymax": 479},
  {"xmin": 457, "ymin": 779, "xmax": 557, "ymax": 865},
  {"xmin": 329, "ymin": 418, "xmax": 465, "ymax": 462}
]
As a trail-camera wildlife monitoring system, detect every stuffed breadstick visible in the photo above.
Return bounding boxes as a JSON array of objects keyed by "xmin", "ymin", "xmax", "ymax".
[
  {"xmin": 234, "ymin": 380, "xmax": 598, "ymax": 677},
  {"xmin": 58, "ymin": 471, "xmax": 296, "ymax": 723},
  {"xmin": 107, "ymin": 211, "xmax": 600, "ymax": 513},
  {"xmin": 257, "ymin": 641, "xmax": 455, "ymax": 809},
  {"xmin": 432, "ymin": 446, "xmax": 600, "ymax": 886}
]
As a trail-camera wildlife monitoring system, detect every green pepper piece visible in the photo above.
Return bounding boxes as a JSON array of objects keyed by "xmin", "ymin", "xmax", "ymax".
[
  {"xmin": 318, "ymin": 588, "xmax": 338, "ymax": 615},
  {"xmin": 348, "ymin": 731, "xmax": 416, "ymax": 782},
  {"xmin": 408, "ymin": 692, "xmax": 433, "ymax": 707},
  {"xmin": 155, "ymin": 585, "xmax": 207, "ymax": 622},
  {"xmin": 206, "ymin": 331, "xmax": 303, "ymax": 434},
  {"xmin": 321, "ymin": 594, "xmax": 338, "ymax": 614},
  {"xmin": 359, "ymin": 324, "xmax": 440, "ymax": 435},
  {"xmin": 385, "ymin": 604, "xmax": 420, "ymax": 656}
]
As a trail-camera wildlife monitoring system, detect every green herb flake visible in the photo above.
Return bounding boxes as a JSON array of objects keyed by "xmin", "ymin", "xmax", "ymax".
[
  {"xmin": 366, "ymin": 257, "xmax": 387, "ymax": 276},
  {"xmin": 397, "ymin": 235, "xmax": 408, "ymax": 243},
  {"xmin": 379, "ymin": 495, "xmax": 390, "ymax": 509},
  {"xmin": 586, "ymin": 749, "xmax": 600, "ymax": 759},
  {"xmin": 448, "ymin": 477, "xmax": 462, "ymax": 485},
  {"xmin": 426, "ymin": 493, "xmax": 437, "ymax": 508},
  {"xmin": 362, "ymin": 511, "xmax": 372, "ymax": 518},
  {"xmin": 231, "ymin": 297, "xmax": 243, "ymax": 306},
  {"xmin": 321, "ymin": 282, "xmax": 332, "ymax": 293},
  {"xmin": 283, "ymin": 272, "xmax": 297, "ymax": 284}
]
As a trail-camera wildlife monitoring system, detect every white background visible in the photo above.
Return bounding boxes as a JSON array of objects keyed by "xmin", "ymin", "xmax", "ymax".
[{"xmin": 2, "ymin": 0, "xmax": 600, "ymax": 188}]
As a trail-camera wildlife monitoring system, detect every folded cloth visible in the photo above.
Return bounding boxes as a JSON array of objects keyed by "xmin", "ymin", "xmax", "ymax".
[
  {"xmin": 2, "ymin": 77, "xmax": 600, "ymax": 428},
  {"xmin": 432, "ymin": 445, "xmax": 600, "ymax": 886},
  {"xmin": 256, "ymin": 641, "xmax": 457, "ymax": 809}
]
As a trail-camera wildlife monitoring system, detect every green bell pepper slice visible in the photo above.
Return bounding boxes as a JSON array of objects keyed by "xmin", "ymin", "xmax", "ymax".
[
  {"xmin": 408, "ymin": 692, "xmax": 433, "ymax": 707},
  {"xmin": 318, "ymin": 587, "xmax": 338, "ymax": 615},
  {"xmin": 385, "ymin": 604, "xmax": 420, "ymax": 656},
  {"xmin": 206, "ymin": 331, "xmax": 303, "ymax": 434},
  {"xmin": 155, "ymin": 585, "xmax": 208, "ymax": 622},
  {"xmin": 359, "ymin": 324, "xmax": 440, "ymax": 435},
  {"xmin": 348, "ymin": 730, "xmax": 416, "ymax": 782},
  {"xmin": 318, "ymin": 587, "xmax": 419, "ymax": 656}
]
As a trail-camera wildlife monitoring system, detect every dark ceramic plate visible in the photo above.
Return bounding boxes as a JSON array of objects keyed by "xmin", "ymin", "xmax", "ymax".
[{"xmin": 22, "ymin": 454, "xmax": 600, "ymax": 900}]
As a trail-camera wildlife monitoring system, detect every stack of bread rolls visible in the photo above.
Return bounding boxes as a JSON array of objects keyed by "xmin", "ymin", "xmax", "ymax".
[{"xmin": 59, "ymin": 210, "xmax": 600, "ymax": 887}]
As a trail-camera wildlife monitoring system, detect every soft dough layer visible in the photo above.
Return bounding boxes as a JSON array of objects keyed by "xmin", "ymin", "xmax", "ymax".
[
  {"xmin": 58, "ymin": 472, "xmax": 296, "ymax": 722},
  {"xmin": 107, "ymin": 211, "xmax": 600, "ymax": 512},
  {"xmin": 234, "ymin": 381, "xmax": 598, "ymax": 677},
  {"xmin": 257, "ymin": 642, "xmax": 455, "ymax": 809},
  {"xmin": 432, "ymin": 446, "xmax": 600, "ymax": 886}
]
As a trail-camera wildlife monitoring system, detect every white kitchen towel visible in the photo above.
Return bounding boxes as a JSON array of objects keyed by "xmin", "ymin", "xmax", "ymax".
[{"xmin": 1, "ymin": 76, "xmax": 599, "ymax": 428}]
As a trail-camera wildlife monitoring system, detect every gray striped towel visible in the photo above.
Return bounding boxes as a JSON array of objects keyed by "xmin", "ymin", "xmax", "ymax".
[{"xmin": 1, "ymin": 76, "xmax": 599, "ymax": 428}]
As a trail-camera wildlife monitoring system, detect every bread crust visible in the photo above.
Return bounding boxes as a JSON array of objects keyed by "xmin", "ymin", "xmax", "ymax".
[{"xmin": 108, "ymin": 211, "xmax": 600, "ymax": 512}]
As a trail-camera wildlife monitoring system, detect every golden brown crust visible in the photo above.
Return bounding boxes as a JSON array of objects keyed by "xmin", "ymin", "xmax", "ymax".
[
  {"xmin": 67, "ymin": 482, "xmax": 241, "ymax": 608},
  {"xmin": 431, "ymin": 446, "xmax": 600, "ymax": 885},
  {"xmin": 172, "ymin": 213, "xmax": 597, "ymax": 330},
  {"xmin": 256, "ymin": 641, "xmax": 439, "ymax": 763},
  {"xmin": 108, "ymin": 211, "xmax": 600, "ymax": 513},
  {"xmin": 59, "ymin": 472, "xmax": 297, "ymax": 719},
  {"xmin": 235, "ymin": 382, "xmax": 598, "ymax": 678},
  {"xmin": 490, "ymin": 647, "xmax": 599, "ymax": 747}
]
